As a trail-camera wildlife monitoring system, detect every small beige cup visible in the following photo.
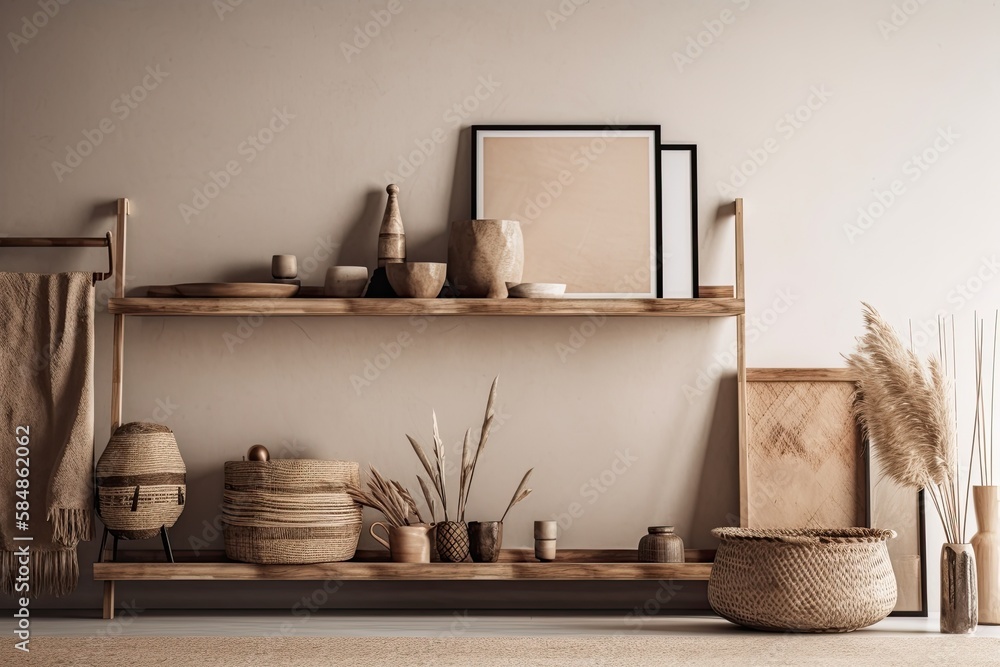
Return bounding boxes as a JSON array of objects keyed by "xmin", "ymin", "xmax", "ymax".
[
  {"xmin": 271, "ymin": 254, "xmax": 298, "ymax": 279},
  {"xmin": 534, "ymin": 538, "xmax": 556, "ymax": 562},
  {"xmin": 324, "ymin": 266, "xmax": 369, "ymax": 297},
  {"xmin": 534, "ymin": 520, "xmax": 557, "ymax": 540}
]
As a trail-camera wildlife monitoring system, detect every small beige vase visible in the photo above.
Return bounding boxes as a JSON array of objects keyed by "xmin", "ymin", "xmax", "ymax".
[{"xmin": 447, "ymin": 219, "xmax": 524, "ymax": 298}]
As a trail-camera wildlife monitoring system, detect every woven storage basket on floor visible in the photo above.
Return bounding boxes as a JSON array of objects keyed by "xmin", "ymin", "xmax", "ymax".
[
  {"xmin": 223, "ymin": 459, "xmax": 362, "ymax": 564},
  {"xmin": 96, "ymin": 422, "xmax": 186, "ymax": 540},
  {"xmin": 708, "ymin": 527, "xmax": 897, "ymax": 633}
]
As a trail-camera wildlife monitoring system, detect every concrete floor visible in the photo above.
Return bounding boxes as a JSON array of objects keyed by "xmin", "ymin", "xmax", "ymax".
[{"xmin": 8, "ymin": 611, "xmax": 1000, "ymax": 638}]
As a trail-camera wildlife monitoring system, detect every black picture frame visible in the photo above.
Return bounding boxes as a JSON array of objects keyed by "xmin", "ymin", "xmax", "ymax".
[
  {"xmin": 866, "ymin": 441, "xmax": 930, "ymax": 617},
  {"xmin": 659, "ymin": 144, "xmax": 699, "ymax": 298},
  {"xmin": 472, "ymin": 124, "xmax": 663, "ymax": 298}
]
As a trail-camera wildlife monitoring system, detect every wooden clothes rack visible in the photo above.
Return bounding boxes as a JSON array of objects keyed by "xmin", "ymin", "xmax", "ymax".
[{"xmin": 0, "ymin": 230, "xmax": 115, "ymax": 284}]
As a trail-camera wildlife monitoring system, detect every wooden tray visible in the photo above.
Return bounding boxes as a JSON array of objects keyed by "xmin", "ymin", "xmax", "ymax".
[{"xmin": 147, "ymin": 283, "xmax": 300, "ymax": 298}]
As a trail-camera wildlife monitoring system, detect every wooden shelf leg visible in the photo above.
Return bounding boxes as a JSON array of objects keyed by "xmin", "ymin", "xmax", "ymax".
[
  {"xmin": 733, "ymin": 198, "xmax": 749, "ymax": 527},
  {"xmin": 101, "ymin": 198, "xmax": 128, "ymax": 617},
  {"xmin": 103, "ymin": 581, "xmax": 115, "ymax": 620},
  {"xmin": 100, "ymin": 198, "xmax": 129, "ymax": 620}
]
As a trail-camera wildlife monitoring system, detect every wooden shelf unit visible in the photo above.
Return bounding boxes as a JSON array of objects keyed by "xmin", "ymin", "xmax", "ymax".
[
  {"xmin": 108, "ymin": 297, "xmax": 745, "ymax": 317},
  {"xmin": 94, "ymin": 549, "xmax": 715, "ymax": 582},
  {"xmin": 97, "ymin": 197, "xmax": 748, "ymax": 619}
]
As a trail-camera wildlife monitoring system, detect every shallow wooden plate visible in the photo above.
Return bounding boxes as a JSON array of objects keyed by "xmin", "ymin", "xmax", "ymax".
[
  {"xmin": 146, "ymin": 285, "xmax": 182, "ymax": 297},
  {"xmin": 149, "ymin": 283, "xmax": 300, "ymax": 298}
]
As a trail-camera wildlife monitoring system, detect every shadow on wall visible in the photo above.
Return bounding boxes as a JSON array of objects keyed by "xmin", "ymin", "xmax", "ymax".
[
  {"xmin": 335, "ymin": 189, "xmax": 383, "ymax": 268},
  {"xmin": 319, "ymin": 126, "xmax": 473, "ymax": 268},
  {"xmin": 397, "ymin": 126, "xmax": 473, "ymax": 263},
  {"xmin": 690, "ymin": 374, "xmax": 740, "ymax": 541},
  {"xmin": 448, "ymin": 127, "xmax": 473, "ymax": 225}
]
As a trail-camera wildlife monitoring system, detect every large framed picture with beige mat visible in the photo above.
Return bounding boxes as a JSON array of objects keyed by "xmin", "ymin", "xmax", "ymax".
[
  {"xmin": 472, "ymin": 125, "xmax": 662, "ymax": 298},
  {"xmin": 745, "ymin": 368, "xmax": 927, "ymax": 615}
]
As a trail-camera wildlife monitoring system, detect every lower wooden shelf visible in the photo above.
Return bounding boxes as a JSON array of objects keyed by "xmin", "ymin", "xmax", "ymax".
[{"xmin": 94, "ymin": 549, "xmax": 715, "ymax": 582}]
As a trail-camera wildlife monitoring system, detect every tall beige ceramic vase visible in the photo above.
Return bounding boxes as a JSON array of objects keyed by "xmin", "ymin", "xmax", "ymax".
[
  {"xmin": 972, "ymin": 485, "xmax": 1000, "ymax": 625},
  {"xmin": 447, "ymin": 219, "xmax": 523, "ymax": 298}
]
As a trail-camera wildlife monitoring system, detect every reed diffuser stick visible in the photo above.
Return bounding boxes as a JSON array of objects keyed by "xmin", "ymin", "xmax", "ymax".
[{"xmin": 990, "ymin": 311, "xmax": 998, "ymax": 485}]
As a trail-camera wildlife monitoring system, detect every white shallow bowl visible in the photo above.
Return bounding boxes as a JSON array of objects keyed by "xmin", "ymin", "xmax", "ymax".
[{"xmin": 505, "ymin": 282, "xmax": 567, "ymax": 298}]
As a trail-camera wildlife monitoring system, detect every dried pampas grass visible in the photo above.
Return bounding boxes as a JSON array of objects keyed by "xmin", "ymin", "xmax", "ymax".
[{"xmin": 848, "ymin": 303, "xmax": 966, "ymax": 543}]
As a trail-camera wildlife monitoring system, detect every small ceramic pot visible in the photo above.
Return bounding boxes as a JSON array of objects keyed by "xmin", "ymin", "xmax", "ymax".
[
  {"xmin": 436, "ymin": 520, "xmax": 470, "ymax": 562},
  {"xmin": 370, "ymin": 522, "xmax": 432, "ymax": 563},
  {"xmin": 447, "ymin": 219, "xmax": 524, "ymax": 298},
  {"xmin": 534, "ymin": 520, "xmax": 557, "ymax": 540},
  {"xmin": 468, "ymin": 521, "xmax": 503, "ymax": 563},
  {"xmin": 535, "ymin": 538, "xmax": 556, "ymax": 562},
  {"xmin": 386, "ymin": 262, "xmax": 447, "ymax": 298},
  {"xmin": 271, "ymin": 254, "xmax": 298, "ymax": 279},
  {"xmin": 638, "ymin": 526, "xmax": 685, "ymax": 563},
  {"xmin": 324, "ymin": 266, "xmax": 369, "ymax": 297}
]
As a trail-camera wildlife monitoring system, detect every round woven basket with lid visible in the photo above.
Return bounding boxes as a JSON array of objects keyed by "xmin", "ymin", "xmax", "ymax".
[
  {"xmin": 708, "ymin": 527, "xmax": 898, "ymax": 633},
  {"xmin": 223, "ymin": 459, "xmax": 362, "ymax": 564},
  {"xmin": 96, "ymin": 422, "xmax": 186, "ymax": 540}
]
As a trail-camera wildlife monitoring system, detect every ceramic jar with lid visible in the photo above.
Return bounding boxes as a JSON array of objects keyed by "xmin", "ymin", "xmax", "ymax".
[{"xmin": 638, "ymin": 526, "xmax": 685, "ymax": 563}]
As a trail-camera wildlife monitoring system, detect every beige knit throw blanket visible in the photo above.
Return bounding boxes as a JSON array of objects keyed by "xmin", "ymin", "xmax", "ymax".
[{"xmin": 1, "ymin": 272, "xmax": 94, "ymax": 597}]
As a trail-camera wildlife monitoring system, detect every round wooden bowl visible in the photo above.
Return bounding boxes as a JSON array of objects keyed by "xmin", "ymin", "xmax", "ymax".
[{"xmin": 386, "ymin": 262, "xmax": 447, "ymax": 298}]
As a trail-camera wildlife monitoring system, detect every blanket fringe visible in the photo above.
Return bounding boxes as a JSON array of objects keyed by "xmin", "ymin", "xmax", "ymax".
[
  {"xmin": 1, "ymin": 547, "xmax": 79, "ymax": 598},
  {"xmin": 48, "ymin": 507, "xmax": 93, "ymax": 545}
]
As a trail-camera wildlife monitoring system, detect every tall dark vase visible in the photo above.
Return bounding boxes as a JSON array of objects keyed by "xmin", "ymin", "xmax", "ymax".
[
  {"xmin": 941, "ymin": 543, "xmax": 978, "ymax": 634},
  {"xmin": 468, "ymin": 521, "xmax": 503, "ymax": 563}
]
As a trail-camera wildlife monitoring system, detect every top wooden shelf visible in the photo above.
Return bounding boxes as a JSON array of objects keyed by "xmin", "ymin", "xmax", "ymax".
[{"xmin": 107, "ymin": 297, "xmax": 745, "ymax": 317}]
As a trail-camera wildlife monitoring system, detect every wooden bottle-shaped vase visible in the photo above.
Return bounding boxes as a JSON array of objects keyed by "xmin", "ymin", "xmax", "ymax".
[
  {"xmin": 378, "ymin": 184, "xmax": 406, "ymax": 267},
  {"xmin": 972, "ymin": 485, "xmax": 1000, "ymax": 624}
]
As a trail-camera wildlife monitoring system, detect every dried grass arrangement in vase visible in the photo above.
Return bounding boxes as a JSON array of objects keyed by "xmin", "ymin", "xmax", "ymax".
[
  {"xmin": 470, "ymin": 469, "xmax": 535, "ymax": 563},
  {"xmin": 406, "ymin": 376, "xmax": 534, "ymax": 562},
  {"xmin": 347, "ymin": 467, "xmax": 433, "ymax": 563},
  {"xmin": 407, "ymin": 408, "xmax": 469, "ymax": 562},
  {"xmin": 847, "ymin": 303, "xmax": 976, "ymax": 633}
]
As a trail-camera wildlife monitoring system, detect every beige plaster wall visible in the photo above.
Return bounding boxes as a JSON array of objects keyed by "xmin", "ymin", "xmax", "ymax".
[{"xmin": 2, "ymin": 0, "xmax": 999, "ymax": 613}]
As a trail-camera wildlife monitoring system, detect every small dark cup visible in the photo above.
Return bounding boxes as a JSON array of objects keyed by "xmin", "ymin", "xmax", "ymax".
[{"xmin": 468, "ymin": 521, "xmax": 504, "ymax": 563}]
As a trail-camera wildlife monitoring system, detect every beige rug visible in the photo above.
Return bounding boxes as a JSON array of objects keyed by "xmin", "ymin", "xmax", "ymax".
[{"xmin": 10, "ymin": 635, "xmax": 1000, "ymax": 666}]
